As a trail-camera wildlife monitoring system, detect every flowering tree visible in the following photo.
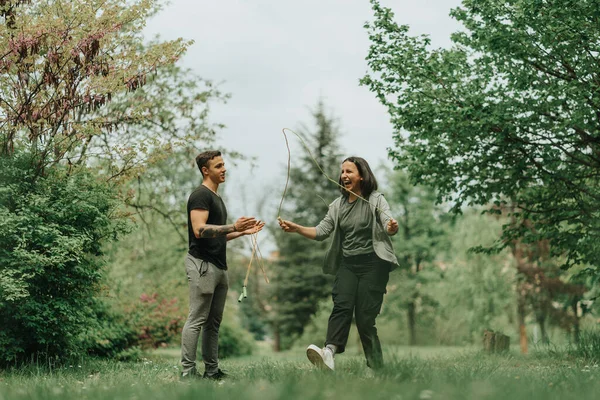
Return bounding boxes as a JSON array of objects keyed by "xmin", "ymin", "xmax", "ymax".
[{"xmin": 0, "ymin": 0, "xmax": 191, "ymax": 175}]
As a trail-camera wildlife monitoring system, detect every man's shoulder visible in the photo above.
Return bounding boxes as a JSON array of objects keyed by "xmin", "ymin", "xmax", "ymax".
[{"xmin": 188, "ymin": 185, "xmax": 211, "ymax": 203}]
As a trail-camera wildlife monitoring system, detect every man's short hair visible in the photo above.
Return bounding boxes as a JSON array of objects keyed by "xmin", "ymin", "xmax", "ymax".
[{"xmin": 196, "ymin": 151, "xmax": 222, "ymax": 176}]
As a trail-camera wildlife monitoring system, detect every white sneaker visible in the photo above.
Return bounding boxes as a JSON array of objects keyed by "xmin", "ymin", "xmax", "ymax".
[{"xmin": 306, "ymin": 344, "xmax": 335, "ymax": 371}]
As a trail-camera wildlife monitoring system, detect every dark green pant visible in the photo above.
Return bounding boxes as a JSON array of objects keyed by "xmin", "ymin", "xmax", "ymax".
[{"xmin": 325, "ymin": 252, "xmax": 390, "ymax": 369}]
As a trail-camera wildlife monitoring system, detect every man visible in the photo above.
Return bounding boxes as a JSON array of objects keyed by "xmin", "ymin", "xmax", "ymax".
[{"xmin": 181, "ymin": 150, "xmax": 264, "ymax": 380}]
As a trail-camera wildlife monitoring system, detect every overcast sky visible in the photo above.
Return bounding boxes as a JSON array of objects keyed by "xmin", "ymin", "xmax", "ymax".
[{"xmin": 145, "ymin": 0, "xmax": 463, "ymax": 226}]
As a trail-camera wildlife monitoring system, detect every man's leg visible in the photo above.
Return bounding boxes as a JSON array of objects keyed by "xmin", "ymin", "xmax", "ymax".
[
  {"xmin": 202, "ymin": 265, "xmax": 228, "ymax": 376},
  {"xmin": 181, "ymin": 256, "xmax": 216, "ymax": 375}
]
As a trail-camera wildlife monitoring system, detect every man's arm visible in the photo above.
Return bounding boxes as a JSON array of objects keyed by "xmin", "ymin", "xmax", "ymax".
[
  {"xmin": 191, "ymin": 209, "xmax": 235, "ymax": 238},
  {"xmin": 190, "ymin": 209, "xmax": 259, "ymax": 239}
]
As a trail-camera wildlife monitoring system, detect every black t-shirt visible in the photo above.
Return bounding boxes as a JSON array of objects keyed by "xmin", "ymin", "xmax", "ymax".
[{"xmin": 187, "ymin": 185, "xmax": 228, "ymax": 270}]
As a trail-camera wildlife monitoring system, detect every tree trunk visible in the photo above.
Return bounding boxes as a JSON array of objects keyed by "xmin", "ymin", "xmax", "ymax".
[
  {"xmin": 571, "ymin": 299, "xmax": 581, "ymax": 345},
  {"xmin": 535, "ymin": 311, "xmax": 549, "ymax": 345},
  {"xmin": 517, "ymin": 298, "xmax": 528, "ymax": 354},
  {"xmin": 407, "ymin": 301, "xmax": 417, "ymax": 346},
  {"xmin": 273, "ymin": 324, "xmax": 281, "ymax": 352}
]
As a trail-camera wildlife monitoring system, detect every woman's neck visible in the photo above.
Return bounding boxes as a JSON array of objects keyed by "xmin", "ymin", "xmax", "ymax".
[{"xmin": 348, "ymin": 191, "xmax": 361, "ymax": 203}]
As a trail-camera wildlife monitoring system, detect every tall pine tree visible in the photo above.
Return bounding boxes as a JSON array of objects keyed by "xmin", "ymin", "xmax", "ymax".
[{"xmin": 271, "ymin": 100, "xmax": 343, "ymax": 351}]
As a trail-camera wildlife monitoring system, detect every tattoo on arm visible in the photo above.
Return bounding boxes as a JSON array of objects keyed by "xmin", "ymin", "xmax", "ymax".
[{"xmin": 198, "ymin": 224, "xmax": 236, "ymax": 238}]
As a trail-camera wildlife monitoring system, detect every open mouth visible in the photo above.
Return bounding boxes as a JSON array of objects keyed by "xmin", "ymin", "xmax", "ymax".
[{"xmin": 343, "ymin": 180, "xmax": 352, "ymax": 188}]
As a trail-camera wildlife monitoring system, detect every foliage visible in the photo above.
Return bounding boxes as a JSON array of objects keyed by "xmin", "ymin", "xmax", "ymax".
[
  {"xmin": 382, "ymin": 168, "xmax": 451, "ymax": 345},
  {"xmin": 0, "ymin": 151, "xmax": 128, "ymax": 365},
  {"xmin": 0, "ymin": 0, "xmax": 226, "ymax": 365},
  {"xmin": 104, "ymin": 207, "xmax": 255, "ymax": 356},
  {"xmin": 0, "ymin": 0, "xmax": 190, "ymax": 178},
  {"xmin": 78, "ymin": 299, "xmax": 140, "ymax": 360},
  {"xmin": 270, "ymin": 100, "xmax": 343, "ymax": 350},
  {"xmin": 381, "ymin": 210, "xmax": 517, "ymax": 346},
  {"xmin": 126, "ymin": 293, "xmax": 183, "ymax": 349},
  {"xmin": 362, "ymin": 0, "xmax": 600, "ymax": 273},
  {"xmin": 216, "ymin": 323, "xmax": 255, "ymax": 359},
  {"xmin": 432, "ymin": 211, "xmax": 518, "ymax": 344}
]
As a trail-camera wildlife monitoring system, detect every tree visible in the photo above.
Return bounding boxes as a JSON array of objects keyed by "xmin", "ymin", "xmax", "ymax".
[
  {"xmin": 430, "ymin": 210, "xmax": 517, "ymax": 346},
  {"xmin": 0, "ymin": 0, "xmax": 189, "ymax": 174},
  {"xmin": 270, "ymin": 100, "xmax": 343, "ymax": 351},
  {"xmin": 0, "ymin": 0, "xmax": 214, "ymax": 364},
  {"xmin": 506, "ymin": 214, "xmax": 587, "ymax": 349},
  {"xmin": 361, "ymin": 0, "xmax": 600, "ymax": 275},
  {"xmin": 383, "ymin": 169, "xmax": 450, "ymax": 345}
]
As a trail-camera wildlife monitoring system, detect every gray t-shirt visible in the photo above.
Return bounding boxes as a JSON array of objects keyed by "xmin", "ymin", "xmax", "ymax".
[{"xmin": 339, "ymin": 197, "xmax": 374, "ymax": 257}]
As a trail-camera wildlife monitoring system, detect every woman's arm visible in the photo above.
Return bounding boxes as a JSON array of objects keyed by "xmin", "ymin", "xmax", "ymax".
[
  {"xmin": 378, "ymin": 195, "xmax": 399, "ymax": 236},
  {"xmin": 278, "ymin": 199, "xmax": 337, "ymax": 240},
  {"xmin": 278, "ymin": 218, "xmax": 317, "ymax": 239}
]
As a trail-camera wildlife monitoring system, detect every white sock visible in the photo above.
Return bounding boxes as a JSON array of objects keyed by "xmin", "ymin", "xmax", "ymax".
[{"xmin": 325, "ymin": 344, "xmax": 337, "ymax": 356}]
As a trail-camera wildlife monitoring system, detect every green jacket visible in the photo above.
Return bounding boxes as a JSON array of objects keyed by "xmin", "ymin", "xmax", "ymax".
[{"xmin": 315, "ymin": 191, "xmax": 399, "ymax": 275}]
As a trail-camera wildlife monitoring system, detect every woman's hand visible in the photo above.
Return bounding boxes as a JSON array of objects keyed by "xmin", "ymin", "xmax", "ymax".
[
  {"xmin": 278, "ymin": 218, "xmax": 299, "ymax": 233},
  {"xmin": 387, "ymin": 218, "xmax": 399, "ymax": 235}
]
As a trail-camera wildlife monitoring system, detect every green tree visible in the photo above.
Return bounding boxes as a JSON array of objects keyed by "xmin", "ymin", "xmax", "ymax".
[
  {"xmin": 361, "ymin": 0, "xmax": 600, "ymax": 275},
  {"xmin": 432, "ymin": 211, "xmax": 517, "ymax": 345},
  {"xmin": 270, "ymin": 100, "xmax": 343, "ymax": 351},
  {"xmin": 383, "ymin": 169, "xmax": 450, "ymax": 345}
]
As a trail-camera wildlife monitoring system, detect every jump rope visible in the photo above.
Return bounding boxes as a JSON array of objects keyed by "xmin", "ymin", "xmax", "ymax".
[{"xmin": 238, "ymin": 128, "xmax": 394, "ymax": 302}]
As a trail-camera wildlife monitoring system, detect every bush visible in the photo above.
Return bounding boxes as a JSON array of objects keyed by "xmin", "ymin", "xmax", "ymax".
[
  {"xmin": 126, "ymin": 292, "xmax": 184, "ymax": 349},
  {"xmin": 217, "ymin": 323, "xmax": 255, "ymax": 358},
  {"xmin": 79, "ymin": 300, "xmax": 139, "ymax": 359},
  {"xmin": 0, "ymin": 152, "xmax": 129, "ymax": 366}
]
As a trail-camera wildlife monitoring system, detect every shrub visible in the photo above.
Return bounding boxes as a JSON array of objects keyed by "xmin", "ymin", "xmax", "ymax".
[
  {"xmin": 79, "ymin": 300, "xmax": 139, "ymax": 359},
  {"xmin": 127, "ymin": 292, "xmax": 184, "ymax": 349},
  {"xmin": 0, "ymin": 152, "xmax": 129, "ymax": 366},
  {"xmin": 212, "ymin": 323, "xmax": 254, "ymax": 359}
]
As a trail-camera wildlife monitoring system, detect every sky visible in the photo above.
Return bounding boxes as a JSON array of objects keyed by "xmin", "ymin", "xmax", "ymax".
[{"xmin": 145, "ymin": 0, "xmax": 463, "ymax": 232}]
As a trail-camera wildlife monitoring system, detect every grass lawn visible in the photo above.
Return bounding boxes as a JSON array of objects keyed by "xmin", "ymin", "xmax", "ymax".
[{"xmin": 1, "ymin": 344, "xmax": 598, "ymax": 400}]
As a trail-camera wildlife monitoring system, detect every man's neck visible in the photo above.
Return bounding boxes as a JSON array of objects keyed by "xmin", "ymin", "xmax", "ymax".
[{"xmin": 202, "ymin": 180, "xmax": 219, "ymax": 194}]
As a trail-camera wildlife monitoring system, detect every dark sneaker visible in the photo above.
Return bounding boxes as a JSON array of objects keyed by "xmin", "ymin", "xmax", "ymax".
[
  {"xmin": 203, "ymin": 368, "xmax": 228, "ymax": 380},
  {"xmin": 180, "ymin": 370, "xmax": 201, "ymax": 381}
]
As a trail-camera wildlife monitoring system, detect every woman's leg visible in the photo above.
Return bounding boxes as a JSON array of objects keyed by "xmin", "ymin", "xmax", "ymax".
[
  {"xmin": 354, "ymin": 261, "xmax": 390, "ymax": 369},
  {"xmin": 324, "ymin": 264, "xmax": 358, "ymax": 354}
]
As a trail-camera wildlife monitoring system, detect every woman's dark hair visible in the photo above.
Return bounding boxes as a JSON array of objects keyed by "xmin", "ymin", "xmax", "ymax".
[
  {"xmin": 338, "ymin": 156, "xmax": 378, "ymax": 199},
  {"xmin": 195, "ymin": 150, "xmax": 222, "ymax": 176}
]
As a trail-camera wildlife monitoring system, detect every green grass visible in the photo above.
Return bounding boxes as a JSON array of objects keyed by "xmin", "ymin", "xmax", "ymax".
[{"xmin": 1, "ymin": 345, "xmax": 599, "ymax": 400}]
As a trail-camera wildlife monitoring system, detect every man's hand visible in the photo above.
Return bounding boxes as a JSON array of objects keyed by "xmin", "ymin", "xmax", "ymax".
[
  {"xmin": 387, "ymin": 218, "xmax": 399, "ymax": 235},
  {"xmin": 241, "ymin": 220, "xmax": 265, "ymax": 235},
  {"xmin": 234, "ymin": 216, "xmax": 257, "ymax": 232}
]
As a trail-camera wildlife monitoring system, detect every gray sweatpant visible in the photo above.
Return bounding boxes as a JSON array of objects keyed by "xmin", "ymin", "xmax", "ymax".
[{"xmin": 181, "ymin": 254, "xmax": 229, "ymax": 375}]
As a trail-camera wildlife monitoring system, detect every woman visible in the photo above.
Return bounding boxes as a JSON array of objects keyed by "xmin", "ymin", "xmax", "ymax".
[{"xmin": 278, "ymin": 156, "xmax": 399, "ymax": 370}]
